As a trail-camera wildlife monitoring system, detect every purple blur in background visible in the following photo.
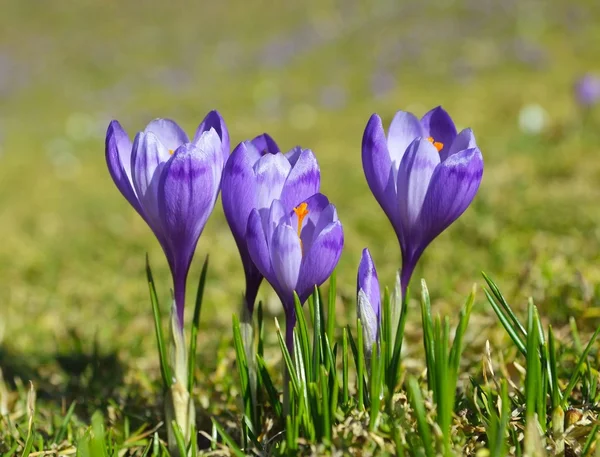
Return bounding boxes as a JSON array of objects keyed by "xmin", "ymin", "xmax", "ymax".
[{"xmin": 575, "ymin": 74, "xmax": 600, "ymax": 107}]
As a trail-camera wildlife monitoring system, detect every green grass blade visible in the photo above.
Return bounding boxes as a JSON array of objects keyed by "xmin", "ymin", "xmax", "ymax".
[
  {"xmin": 257, "ymin": 301, "xmax": 264, "ymax": 358},
  {"xmin": 548, "ymin": 325, "xmax": 562, "ymax": 410},
  {"xmin": 449, "ymin": 285, "xmax": 475, "ymax": 374},
  {"xmin": 327, "ymin": 270, "xmax": 337, "ymax": 348},
  {"xmin": 3, "ymin": 443, "xmax": 19, "ymax": 457},
  {"xmin": 357, "ymin": 319, "xmax": 365, "ymax": 410},
  {"xmin": 170, "ymin": 421, "xmax": 187, "ymax": 457},
  {"xmin": 483, "ymin": 288, "xmax": 527, "ymax": 356},
  {"xmin": 311, "ymin": 287, "xmax": 322, "ymax": 382},
  {"xmin": 293, "ymin": 293, "xmax": 312, "ymax": 383},
  {"xmin": 275, "ymin": 318, "xmax": 300, "ymax": 396},
  {"xmin": 563, "ymin": 324, "xmax": 600, "ymax": 404},
  {"xmin": 387, "ymin": 285, "xmax": 408, "ymax": 406},
  {"xmin": 232, "ymin": 314, "xmax": 255, "ymax": 433},
  {"xmin": 407, "ymin": 376, "xmax": 434, "ymax": 457},
  {"xmin": 420, "ymin": 280, "xmax": 436, "ymax": 394},
  {"xmin": 52, "ymin": 400, "xmax": 77, "ymax": 444},
  {"xmin": 489, "ymin": 381, "xmax": 510, "ymax": 457},
  {"xmin": 19, "ymin": 428, "xmax": 35, "ymax": 457},
  {"xmin": 320, "ymin": 366, "xmax": 332, "ymax": 443},
  {"xmin": 145, "ymin": 255, "xmax": 171, "ymax": 388},
  {"xmin": 342, "ymin": 328, "xmax": 349, "ymax": 405},
  {"xmin": 188, "ymin": 255, "xmax": 208, "ymax": 393},
  {"xmin": 582, "ymin": 423, "xmax": 599, "ymax": 457},
  {"xmin": 382, "ymin": 287, "xmax": 392, "ymax": 370},
  {"xmin": 524, "ymin": 302, "xmax": 541, "ymax": 424},
  {"xmin": 569, "ymin": 316, "xmax": 583, "ymax": 354},
  {"xmin": 211, "ymin": 419, "xmax": 246, "ymax": 457},
  {"xmin": 256, "ymin": 354, "xmax": 283, "ymax": 419},
  {"xmin": 482, "ymin": 272, "xmax": 527, "ymax": 337},
  {"xmin": 369, "ymin": 343, "xmax": 383, "ymax": 431},
  {"xmin": 293, "ymin": 329, "xmax": 310, "ymax": 417}
]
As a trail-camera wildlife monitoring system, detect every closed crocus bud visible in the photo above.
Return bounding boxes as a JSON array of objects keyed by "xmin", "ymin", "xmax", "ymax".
[
  {"xmin": 246, "ymin": 193, "xmax": 343, "ymax": 353},
  {"xmin": 357, "ymin": 248, "xmax": 381, "ymax": 362},
  {"xmin": 362, "ymin": 106, "xmax": 483, "ymax": 296},
  {"xmin": 221, "ymin": 138, "xmax": 320, "ymax": 314}
]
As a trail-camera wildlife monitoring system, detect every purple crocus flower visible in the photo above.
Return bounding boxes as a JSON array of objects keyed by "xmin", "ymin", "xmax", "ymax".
[
  {"xmin": 105, "ymin": 111, "xmax": 229, "ymax": 329},
  {"xmin": 221, "ymin": 137, "xmax": 320, "ymax": 314},
  {"xmin": 357, "ymin": 248, "xmax": 380, "ymax": 360},
  {"xmin": 574, "ymin": 74, "xmax": 600, "ymax": 107},
  {"xmin": 362, "ymin": 106, "xmax": 483, "ymax": 296},
  {"xmin": 246, "ymin": 193, "xmax": 343, "ymax": 351}
]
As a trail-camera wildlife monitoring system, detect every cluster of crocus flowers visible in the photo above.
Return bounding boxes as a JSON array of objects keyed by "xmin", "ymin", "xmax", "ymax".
[
  {"xmin": 362, "ymin": 106, "xmax": 484, "ymax": 296},
  {"xmin": 105, "ymin": 103, "xmax": 483, "ymax": 451}
]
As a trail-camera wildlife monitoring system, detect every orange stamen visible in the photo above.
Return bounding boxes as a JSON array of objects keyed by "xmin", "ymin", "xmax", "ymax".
[
  {"xmin": 427, "ymin": 136, "xmax": 444, "ymax": 152},
  {"xmin": 168, "ymin": 149, "xmax": 174, "ymax": 155},
  {"xmin": 293, "ymin": 202, "xmax": 309, "ymax": 238}
]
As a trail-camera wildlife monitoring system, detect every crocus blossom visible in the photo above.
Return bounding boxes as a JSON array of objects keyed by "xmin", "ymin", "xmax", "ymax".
[
  {"xmin": 357, "ymin": 248, "xmax": 380, "ymax": 361},
  {"xmin": 246, "ymin": 193, "xmax": 343, "ymax": 350},
  {"xmin": 105, "ymin": 111, "xmax": 229, "ymax": 329},
  {"xmin": 575, "ymin": 74, "xmax": 600, "ymax": 107},
  {"xmin": 362, "ymin": 106, "xmax": 483, "ymax": 295},
  {"xmin": 221, "ymin": 137, "xmax": 320, "ymax": 314}
]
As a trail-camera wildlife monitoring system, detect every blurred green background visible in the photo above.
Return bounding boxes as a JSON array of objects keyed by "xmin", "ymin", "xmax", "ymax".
[{"xmin": 1, "ymin": 0, "xmax": 600, "ymax": 360}]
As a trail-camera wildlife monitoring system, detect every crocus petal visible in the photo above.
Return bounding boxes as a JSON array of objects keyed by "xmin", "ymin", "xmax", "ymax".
[
  {"xmin": 263, "ymin": 199, "xmax": 286, "ymax": 244},
  {"xmin": 358, "ymin": 289, "xmax": 379, "ymax": 351},
  {"xmin": 251, "ymin": 133, "xmax": 280, "ymax": 155},
  {"xmin": 221, "ymin": 142, "xmax": 259, "ymax": 242},
  {"xmin": 396, "ymin": 138, "xmax": 440, "ymax": 239},
  {"xmin": 387, "ymin": 110, "xmax": 424, "ymax": 167},
  {"xmin": 246, "ymin": 209, "xmax": 275, "ymax": 283},
  {"xmin": 420, "ymin": 106, "xmax": 457, "ymax": 158},
  {"xmin": 254, "ymin": 153, "xmax": 291, "ymax": 209},
  {"xmin": 283, "ymin": 146, "xmax": 305, "ymax": 167},
  {"xmin": 144, "ymin": 119, "xmax": 189, "ymax": 152},
  {"xmin": 131, "ymin": 131, "xmax": 172, "ymax": 230},
  {"xmin": 292, "ymin": 193, "xmax": 331, "ymax": 252},
  {"xmin": 194, "ymin": 110, "xmax": 230, "ymax": 162},
  {"xmin": 445, "ymin": 128, "xmax": 477, "ymax": 161},
  {"xmin": 362, "ymin": 114, "xmax": 398, "ymax": 223},
  {"xmin": 158, "ymin": 137, "xmax": 221, "ymax": 324},
  {"xmin": 297, "ymin": 221, "xmax": 344, "ymax": 303},
  {"xmin": 270, "ymin": 223, "xmax": 302, "ymax": 302},
  {"xmin": 105, "ymin": 120, "xmax": 142, "ymax": 214},
  {"xmin": 280, "ymin": 148, "xmax": 321, "ymax": 211},
  {"xmin": 357, "ymin": 248, "xmax": 380, "ymax": 322},
  {"xmin": 158, "ymin": 137, "xmax": 221, "ymax": 275},
  {"xmin": 417, "ymin": 147, "xmax": 484, "ymax": 253}
]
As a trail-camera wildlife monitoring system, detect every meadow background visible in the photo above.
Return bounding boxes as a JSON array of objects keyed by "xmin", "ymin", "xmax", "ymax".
[{"xmin": 1, "ymin": 0, "xmax": 600, "ymax": 451}]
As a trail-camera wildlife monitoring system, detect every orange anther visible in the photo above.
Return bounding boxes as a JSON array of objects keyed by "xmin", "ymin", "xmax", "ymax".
[{"xmin": 427, "ymin": 136, "xmax": 444, "ymax": 152}]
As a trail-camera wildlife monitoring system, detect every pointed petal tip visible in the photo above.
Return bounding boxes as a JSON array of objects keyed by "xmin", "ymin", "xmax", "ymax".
[
  {"xmin": 364, "ymin": 113, "xmax": 384, "ymax": 135},
  {"xmin": 199, "ymin": 110, "xmax": 228, "ymax": 135},
  {"xmin": 251, "ymin": 133, "xmax": 280, "ymax": 155},
  {"xmin": 106, "ymin": 119, "xmax": 123, "ymax": 133},
  {"xmin": 360, "ymin": 247, "xmax": 374, "ymax": 267}
]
